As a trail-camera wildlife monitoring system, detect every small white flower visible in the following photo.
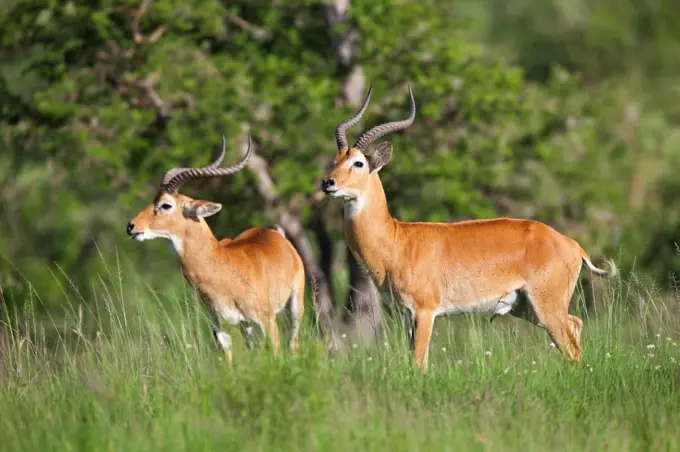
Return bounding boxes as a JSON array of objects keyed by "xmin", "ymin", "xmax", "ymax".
[
  {"xmin": 605, "ymin": 352, "xmax": 612, "ymax": 358},
  {"xmin": 531, "ymin": 369, "xmax": 537, "ymax": 374},
  {"xmin": 185, "ymin": 344, "xmax": 194, "ymax": 349},
  {"xmin": 589, "ymin": 367, "xmax": 594, "ymax": 373},
  {"xmin": 667, "ymin": 337, "xmax": 672, "ymax": 342},
  {"xmin": 455, "ymin": 359, "xmax": 463, "ymax": 366},
  {"xmin": 531, "ymin": 360, "xmax": 537, "ymax": 365},
  {"xmin": 673, "ymin": 342, "xmax": 678, "ymax": 348},
  {"xmin": 485, "ymin": 350, "xmax": 492, "ymax": 357},
  {"xmin": 549, "ymin": 342, "xmax": 556, "ymax": 348},
  {"xmin": 367, "ymin": 356, "xmax": 373, "ymax": 361},
  {"xmin": 656, "ymin": 333, "xmax": 661, "ymax": 339},
  {"xmin": 383, "ymin": 341, "xmax": 389, "ymax": 347},
  {"xmin": 647, "ymin": 344, "xmax": 656, "ymax": 349},
  {"xmin": 352, "ymin": 343, "xmax": 358, "ymax": 349},
  {"xmin": 441, "ymin": 347, "xmax": 447, "ymax": 353},
  {"xmin": 648, "ymin": 353, "xmax": 655, "ymax": 358},
  {"xmin": 655, "ymin": 365, "xmax": 661, "ymax": 370},
  {"xmin": 341, "ymin": 333, "xmax": 347, "ymax": 339},
  {"xmin": 671, "ymin": 357, "xmax": 677, "ymax": 364},
  {"xmin": 503, "ymin": 367, "xmax": 510, "ymax": 374}
]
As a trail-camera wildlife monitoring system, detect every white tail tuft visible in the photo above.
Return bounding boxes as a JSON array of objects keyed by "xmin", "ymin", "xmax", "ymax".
[
  {"xmin": 582, "ymin": 257, "xmax": 617, "ymax": 278},
  {"xmin": 273, "ymin": 224, "xmax": 286, "ymax": 238}
]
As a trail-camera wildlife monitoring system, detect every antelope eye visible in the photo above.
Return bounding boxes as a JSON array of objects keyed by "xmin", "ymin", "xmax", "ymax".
[
  {"xmin": 353, "ymin": 161, "xmax": 364, "ymax": 168},
  {"xmin": 160, "ymin": 203, "xmax": 173, "ymax": 210}
]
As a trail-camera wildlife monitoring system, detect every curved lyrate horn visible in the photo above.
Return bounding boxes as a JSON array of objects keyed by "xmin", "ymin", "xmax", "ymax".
[
  {"xmin": 161, "ymin": 134, "xmax": 253, "ymax": 193},
  {"xmin": 353, "ymin": 85, "xmax": 416, "ymax": 151},
  {"xmin": 334, "ymin": 83, "xmax": 373, "ymax": 151}
]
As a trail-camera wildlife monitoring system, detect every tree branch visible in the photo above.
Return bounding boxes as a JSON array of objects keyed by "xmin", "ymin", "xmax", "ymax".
[
  {"xmin": 324, "ymin": 0, "xmax": 365, "ymax": 107},
  {"xmin": 225, "ymin": 12, "xmax": 270, "ymax": 41},
  {"xmin": 236, "ymin": 133, "xmax": 341, "ymax": 350},
  {"xmin": 131, "ymin": 72, "xmax": 170, "ymax": 119},
  {"xmin": 128, "ymin": 72, "xmax": 193, "ymax": 126},
  {"xmin": 132, "ymin": 0, "xmax": 166, "ymax": 45}
]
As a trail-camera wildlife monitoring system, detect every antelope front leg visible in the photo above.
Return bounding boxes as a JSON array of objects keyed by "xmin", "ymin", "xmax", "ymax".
[
  {"xmin": 208, "ymin": 308, "xmax": 233, "ymax": 364},
  {"xmin": 215, "ymin": 330, "xmax": 233, "ymax": 364},
  {"xmin": 406, "ymin": 308, "xmax": 416, "ymax": 351},
  {"xmin": 239, "ymin": 323, "xmax": 258, "ymax": 350},
  {"xmin": 413, "ymin": 309, "xmax": 436, "ymax": 372}
]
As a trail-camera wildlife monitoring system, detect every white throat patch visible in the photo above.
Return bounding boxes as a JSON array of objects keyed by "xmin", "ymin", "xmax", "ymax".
[
  {"xmin": 134, "ymin": 230, "xmax": 184, "ymax": 257},
  {"xmin": 344, "ymin": 195, "xmax": 366, "ymax": 218}
]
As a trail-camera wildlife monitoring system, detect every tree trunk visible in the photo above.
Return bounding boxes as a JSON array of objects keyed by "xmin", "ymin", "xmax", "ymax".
[
  {"xmin": 278, "ymin": 211, "xmax": 340, "ymax": 349},
  {"xmin": 324, "ymin": 0, "xmax": 365, "ymax": 107},
  {"xmin": 237, "ymin": 135, "xmax": 341, "ymax": 350},
  {"xmin": 324, "ymin": 0, "xmax": 382, "ymax": 344},
  {"xmin": 310, "ymin": 211, "xmax": 334, "ymax": 300},
  {"xmin": 343, "ymin": 248, "xmax": 382, "ymax": 345}
]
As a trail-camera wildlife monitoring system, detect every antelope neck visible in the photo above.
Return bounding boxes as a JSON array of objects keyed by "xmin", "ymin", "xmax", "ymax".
[
  {"xmin": 174, "ymin": 219, "xmax": 221, "ymax": 278},
  {"xmin": 343, "ymin": 173, "xmax": 399, "ymax": 286}
]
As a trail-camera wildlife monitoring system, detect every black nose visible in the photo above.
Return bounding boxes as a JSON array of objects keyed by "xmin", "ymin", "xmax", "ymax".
[
  {"xmin": 126, "ymin": 222, "xmax": 135, "ymax": 236},
  {"xmin": 321, "ymin": 178, "xmax": 336, "ymax": 192}
]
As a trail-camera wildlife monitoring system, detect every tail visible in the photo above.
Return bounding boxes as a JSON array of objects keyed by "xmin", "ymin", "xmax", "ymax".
[
  {"xmin": 272, "ymin": 224, "xmax": 286, "ymax": 238},
  {"xmin": 581, "ymin": 249, "xmax": 617, "ymax": 278}
]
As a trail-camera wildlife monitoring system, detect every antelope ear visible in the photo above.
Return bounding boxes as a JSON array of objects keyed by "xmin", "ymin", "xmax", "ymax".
[
  {"xmin": 184, "ymin": 200, "xmax": 222, "ymax": 218},
  {"xmin": 367, "ymin": 142, "xmax": 393, "ymax": 173}
]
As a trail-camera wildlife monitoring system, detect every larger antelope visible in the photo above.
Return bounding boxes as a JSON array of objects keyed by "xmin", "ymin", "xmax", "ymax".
[
  {"xmin": 321, "ymin": 85, "xmax": 617, "ymax": 371},
  {"xmin": 127, "ymin": 135, "xmax": 305, "ymax": 363}
]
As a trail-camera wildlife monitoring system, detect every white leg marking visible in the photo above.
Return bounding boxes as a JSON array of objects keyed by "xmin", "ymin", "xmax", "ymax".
[
  {"xmin": 216, "ymin": 303, "xmax": 246, "ymax": 326},
  {"xmin": 215, "ymin": 330, "xmax": 233, "ymax": 363},
  {"xmin": 216, "ymin": 331, "xmax": 232, "ymax": 351},
  {"xmin": 289, "ymin": 293, "xmax": 300, "ymax": 323},
  {"xmin": 289, "ymin": 291, "xmax": 302, "ymax": 349}
]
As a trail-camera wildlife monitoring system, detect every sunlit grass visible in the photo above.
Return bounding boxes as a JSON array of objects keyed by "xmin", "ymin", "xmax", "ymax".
[{"xmin": 1, "ymin": 257, "xmax": 680, "ymax": 451}]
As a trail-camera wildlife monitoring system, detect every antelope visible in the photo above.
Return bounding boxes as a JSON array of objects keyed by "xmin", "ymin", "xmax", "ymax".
[
  {"xmin": 321, "ymin": 85, "xmax": 617, "ymax": 371},
  {"xmin": 127, "ymin": 135, "xmax": 305, "ymax": 363}
]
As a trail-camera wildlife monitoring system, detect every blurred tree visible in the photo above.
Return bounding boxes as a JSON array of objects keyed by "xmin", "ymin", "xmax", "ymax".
[
  {"xmin": 486, "ymin": 0, "xmax": 680, "ymax": 84},
  {"xmin": 0, "ymin": 0, "xmax": 674, "ymax": 338},
  {"xmin": 323, "ymin": 0, "xmax": 381, "ymax": 345}
]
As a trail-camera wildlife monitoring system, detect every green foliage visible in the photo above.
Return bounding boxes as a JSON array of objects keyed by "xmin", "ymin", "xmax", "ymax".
[
  {"xmin": 1, "ymin": 0, "xmax": 679, "ymax": 312},
  {"xmin": 485, "ymin": 0, "xmax": 680, "ymax": 82}
]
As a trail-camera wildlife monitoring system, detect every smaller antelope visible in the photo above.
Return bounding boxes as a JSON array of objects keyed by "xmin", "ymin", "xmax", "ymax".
[
  {"xmin": 127, "ymin": 135, "xmax": 305, "ymax": 363},
  {"xmin": 321, "ymin": 84, "xmax": 617, "ymax": 371}
]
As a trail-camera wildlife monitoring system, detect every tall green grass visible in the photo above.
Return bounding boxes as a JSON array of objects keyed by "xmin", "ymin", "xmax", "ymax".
[{"xmin": 1, "ymin": 256, "xmax": 679, "ymax": 451}]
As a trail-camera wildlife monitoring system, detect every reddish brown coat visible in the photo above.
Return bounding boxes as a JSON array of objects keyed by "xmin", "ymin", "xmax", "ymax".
[
  {"xmin": 324, "ymin": 147, "xmax": 615, "ymax": 370},
  {"xmin": 128, "ymin": 191, "xmax": 305, "ymax": 363}
]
